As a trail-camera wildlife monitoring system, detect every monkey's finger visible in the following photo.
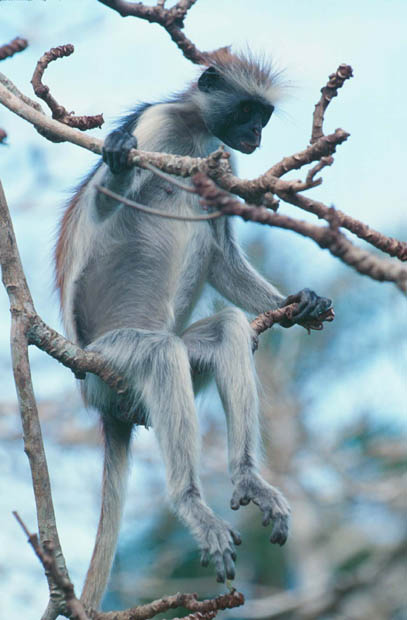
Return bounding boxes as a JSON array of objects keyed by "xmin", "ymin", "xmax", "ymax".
[
  {"xmin": 262, "ymin": 512, "xmax": 272, "ymax": 527},
  {"xmin": 103, "ymin": 149, "xmax": 118, "ymax": 174},
  {"xmin": 293, "ymin": 289, "xmax": 318, "ymax": 321},
  {"xmin": 201, "ymin": 549, "xmax": 210, "ymax": 567},
  {"xmin": 312, "ymin": 296, "xmax": 333, "ymax": 318},
  {"xmin": 223, "ymin": 550, "xmax": 236, "ymax": 580},
  {"xmin": 118, "ymin": 150, "xmax": 129, "ymax": 172},
  {"xmin": 270, "ymin": 515, "xmax": 289, "ymax": 546},
  {"xmin": 230, "ymin": 493, "xmax": 241, "ymax": 510},
  {"xmin": 214, "ymin": 552, "xmax": 226, "ymax": 583},
  {"xmin": 102, "ymin": 147, "xmax": 112, "ymax": 169},
  {"xmin": 230, "ymin": 529, "xmax": 242, "ymax": 546},
  {"xmin": 122, "ymin": 135, "xmax": 138, "ymax": 169}
]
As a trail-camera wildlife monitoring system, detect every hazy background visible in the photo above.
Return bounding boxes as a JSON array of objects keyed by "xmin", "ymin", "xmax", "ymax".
[{"xmin": 0, "ymin": 1, "xmax": 405, "ymax": 618}]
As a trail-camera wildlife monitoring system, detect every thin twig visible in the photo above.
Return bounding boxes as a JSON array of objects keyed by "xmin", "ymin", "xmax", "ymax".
[
  {"xmin": 89, "ymin": 590, "xmax": 244, "ymax": 620},
  {"xmin": 143, "ymin": 161, "xmax": 196, "ymax": 193},
  {"xmin": 96, "ymin": 184, "xmax": 223, "ymax": 220}
]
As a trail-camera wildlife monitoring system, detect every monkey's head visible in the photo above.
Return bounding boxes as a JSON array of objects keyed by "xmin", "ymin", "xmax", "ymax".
[{"xmin": 196, "ymin": 50, "xmax": 281, "ymax": 154}]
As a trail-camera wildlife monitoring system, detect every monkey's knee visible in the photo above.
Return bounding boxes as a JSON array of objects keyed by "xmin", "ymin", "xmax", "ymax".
[
  {"xmin": 140, "ymin": 334, "xmax": 193, "ymax": 411},
  {"xmin": 81, "ymin": 328, "xmax": 165, "ymax": 426},
  {"xmin": 217, "ymin": 307, "xmax": 255, "ymax": 351}
]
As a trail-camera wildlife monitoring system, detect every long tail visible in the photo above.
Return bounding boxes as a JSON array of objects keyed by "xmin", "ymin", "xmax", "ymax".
[{"xmin": 80, "ymin": 418, "xmax": 132, "ymax": 610}]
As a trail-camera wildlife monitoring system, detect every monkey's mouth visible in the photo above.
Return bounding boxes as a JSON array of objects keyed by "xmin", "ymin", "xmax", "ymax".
[{"xmin": 239, "ymin": 141, "xmax": 258, "ymax": 154}]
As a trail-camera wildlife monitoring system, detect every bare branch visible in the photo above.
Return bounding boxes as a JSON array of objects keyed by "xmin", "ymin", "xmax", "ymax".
[
  {"xmin": 0, "ymin": 80, "xmax": 104, "ymax": 148},
  {"xmin": 275, "ymin": 190, "xmax": 407, "ymax": 261},
  {"xmin": 1, "ymin": 65, "xmax": 404, "ymax": 277},
  {"xmin": 31, "ymin": 45, "xmax": 104, "ymax": 130},
  {"xmin": 266, "ymin": 129, "xmax": 350, "ymax": 181},
  {"xmin": 143, "ymin": 161, "xmax": 196, "ymax": 193},
  {"xmin": 13, "ymin": 513, "xmax": 90, "ymax": 620},
  {"xmin": 88, "ymin": 589, "xmax": 244, "ymax": 620},
  {"xmin": 97, "ymin": 0, "xmax": 208, "ymax": 64},
  {"xmin": 96, "ymin": 184, "xmax": 222, "ymax": 220},
  {"xmin": 26, "ymin": 315, "xmax": 130, "ymax": 396},
  {"xmin": 0, "ymin": 36, "xmax": 28, "ymax": 61},
  {"xmin": 250, "ymin": 303, "xmax": 335, "ymax": 341},
  {"xmin": 192, "ymin": 174, "xmax": 407, "ymax": 291},
  {"xmin": 0, "ymin": 182, "xmax": 69, "ymax": 612},
  {"xmin": 1, "ymin": 70, "xmax": 44, "ymax": 112},
  {"xmin": 311, "ymin": 64, "xmax": 353, "ymax": 144}
]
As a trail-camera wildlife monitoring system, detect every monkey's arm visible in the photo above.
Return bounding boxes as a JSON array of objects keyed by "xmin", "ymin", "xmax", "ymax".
[{"xmin": 209, "ymin": 220, "xmax": 332, "ymax": 322}]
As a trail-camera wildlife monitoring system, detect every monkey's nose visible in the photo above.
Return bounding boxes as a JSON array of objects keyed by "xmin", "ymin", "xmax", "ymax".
[{"xmin": 252, "ymin": 127, "xmax": 261, "ymax": 137}]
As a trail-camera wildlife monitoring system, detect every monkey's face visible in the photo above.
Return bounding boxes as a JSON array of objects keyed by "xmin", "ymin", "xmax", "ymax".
[
  {"xmin": 220, "ymin": 99, "xmax": 274, "ymax": 154},
  {"xmin": 197, "ymin": 66, "xmax": 274, "ymax": 155}
]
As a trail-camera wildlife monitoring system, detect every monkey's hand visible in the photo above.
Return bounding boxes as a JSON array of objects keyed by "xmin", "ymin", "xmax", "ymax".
[
  {"xmin": 231, "ymin": 471, "xmax": 290, "ymax": 545},
  {"xmin": 102, "ymin": 128, "xmax": 138, "ymax": 174},
  {"xmin": 279, "ymin": 288, "xmax": 333, "ymax": 328},
  {"xmin": 199, "ymin": 512, "xmax": 242, "ymax": 583}
]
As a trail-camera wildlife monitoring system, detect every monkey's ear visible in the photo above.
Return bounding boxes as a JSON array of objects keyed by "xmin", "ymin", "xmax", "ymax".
[{"xmin": 198, "ymin": 66, "xmax": 223, "ymax": 92}]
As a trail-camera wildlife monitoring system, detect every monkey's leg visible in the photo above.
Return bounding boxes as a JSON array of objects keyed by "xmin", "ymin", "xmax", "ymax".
[
  {"xmin": 183, "ymin": 308, "xmax": 290, "ymax": 546},
  {"xmin": 84, "ymin": 328, "xmax": 240, "ymax": 585}
]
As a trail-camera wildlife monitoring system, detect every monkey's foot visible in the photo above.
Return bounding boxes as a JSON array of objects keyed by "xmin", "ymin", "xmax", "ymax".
[
  {"xmin": 231, "ymin": 472, "xmax": 290, "ymax": 545},
  {"xmin": 198, "ymin": 512, "xmax": 241, "ymax": 583}
]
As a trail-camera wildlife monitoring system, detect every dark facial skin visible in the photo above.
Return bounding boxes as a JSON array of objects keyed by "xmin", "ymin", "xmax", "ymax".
[
  {"xmin": 197, "ymin": 65, "xmax": 274, "ymax": 154},
  {"xmin": 217, "ymin": 98, "xmax": 274, "ymax": 154}
]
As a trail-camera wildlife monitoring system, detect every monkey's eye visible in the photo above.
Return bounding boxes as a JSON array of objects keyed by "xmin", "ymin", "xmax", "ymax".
[{"xmin": 237, "ymin": 102, "xmax": 253, "ymax": 124}]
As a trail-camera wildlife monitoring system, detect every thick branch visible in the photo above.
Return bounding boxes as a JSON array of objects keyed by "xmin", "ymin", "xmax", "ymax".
[
  {"xmin": 0, "ymin": 182, "xmax": 69, "ymax": 612},
  {"xmin": 27, "ymin": 316, "xmax": 129, "ymax": 395},
  {"xmin": 0, "ymin": 81, "xmax": 103, "ymax": 149}
]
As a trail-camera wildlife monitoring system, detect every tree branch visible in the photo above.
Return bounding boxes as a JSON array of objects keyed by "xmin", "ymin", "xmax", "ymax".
[
  {"xmin": 311, "ymin": 64, "xmax": 353, "ymax": 144},
  {"xmin": 31, "ymin": 44, "xmax": 104, "ymax": 130},
  {"xmin": 0, "ymin": 36, "xmax": 28, "ymax": 61},
  {"xmin": 13, "ymin": 512, "xmax": 89, "ymax": 620},
  {"xmin": 192, "ymin": 174, "xmax": 407, "ymax": 291},
  {"xmin": 88, "ymin": 590, "xmax": 244, "ymax": 620},
  {"xmin": 0, "ymin": 182, "xmax": 70, "ymax": 614},
  {"xmin": 97, "ymin": 0, "xmax": 209, "ymax": 64}
]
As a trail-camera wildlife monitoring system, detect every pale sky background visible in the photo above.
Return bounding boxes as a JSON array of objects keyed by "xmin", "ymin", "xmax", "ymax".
[{"xmin": 0, "ymin": 1, "xmax": 406, "ymax": 617}]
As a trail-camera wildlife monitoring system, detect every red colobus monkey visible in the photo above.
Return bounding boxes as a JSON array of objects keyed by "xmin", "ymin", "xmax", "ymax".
[{"xmin": 55, "ymin": 49, "xmax": 332, "ymax": 609}]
